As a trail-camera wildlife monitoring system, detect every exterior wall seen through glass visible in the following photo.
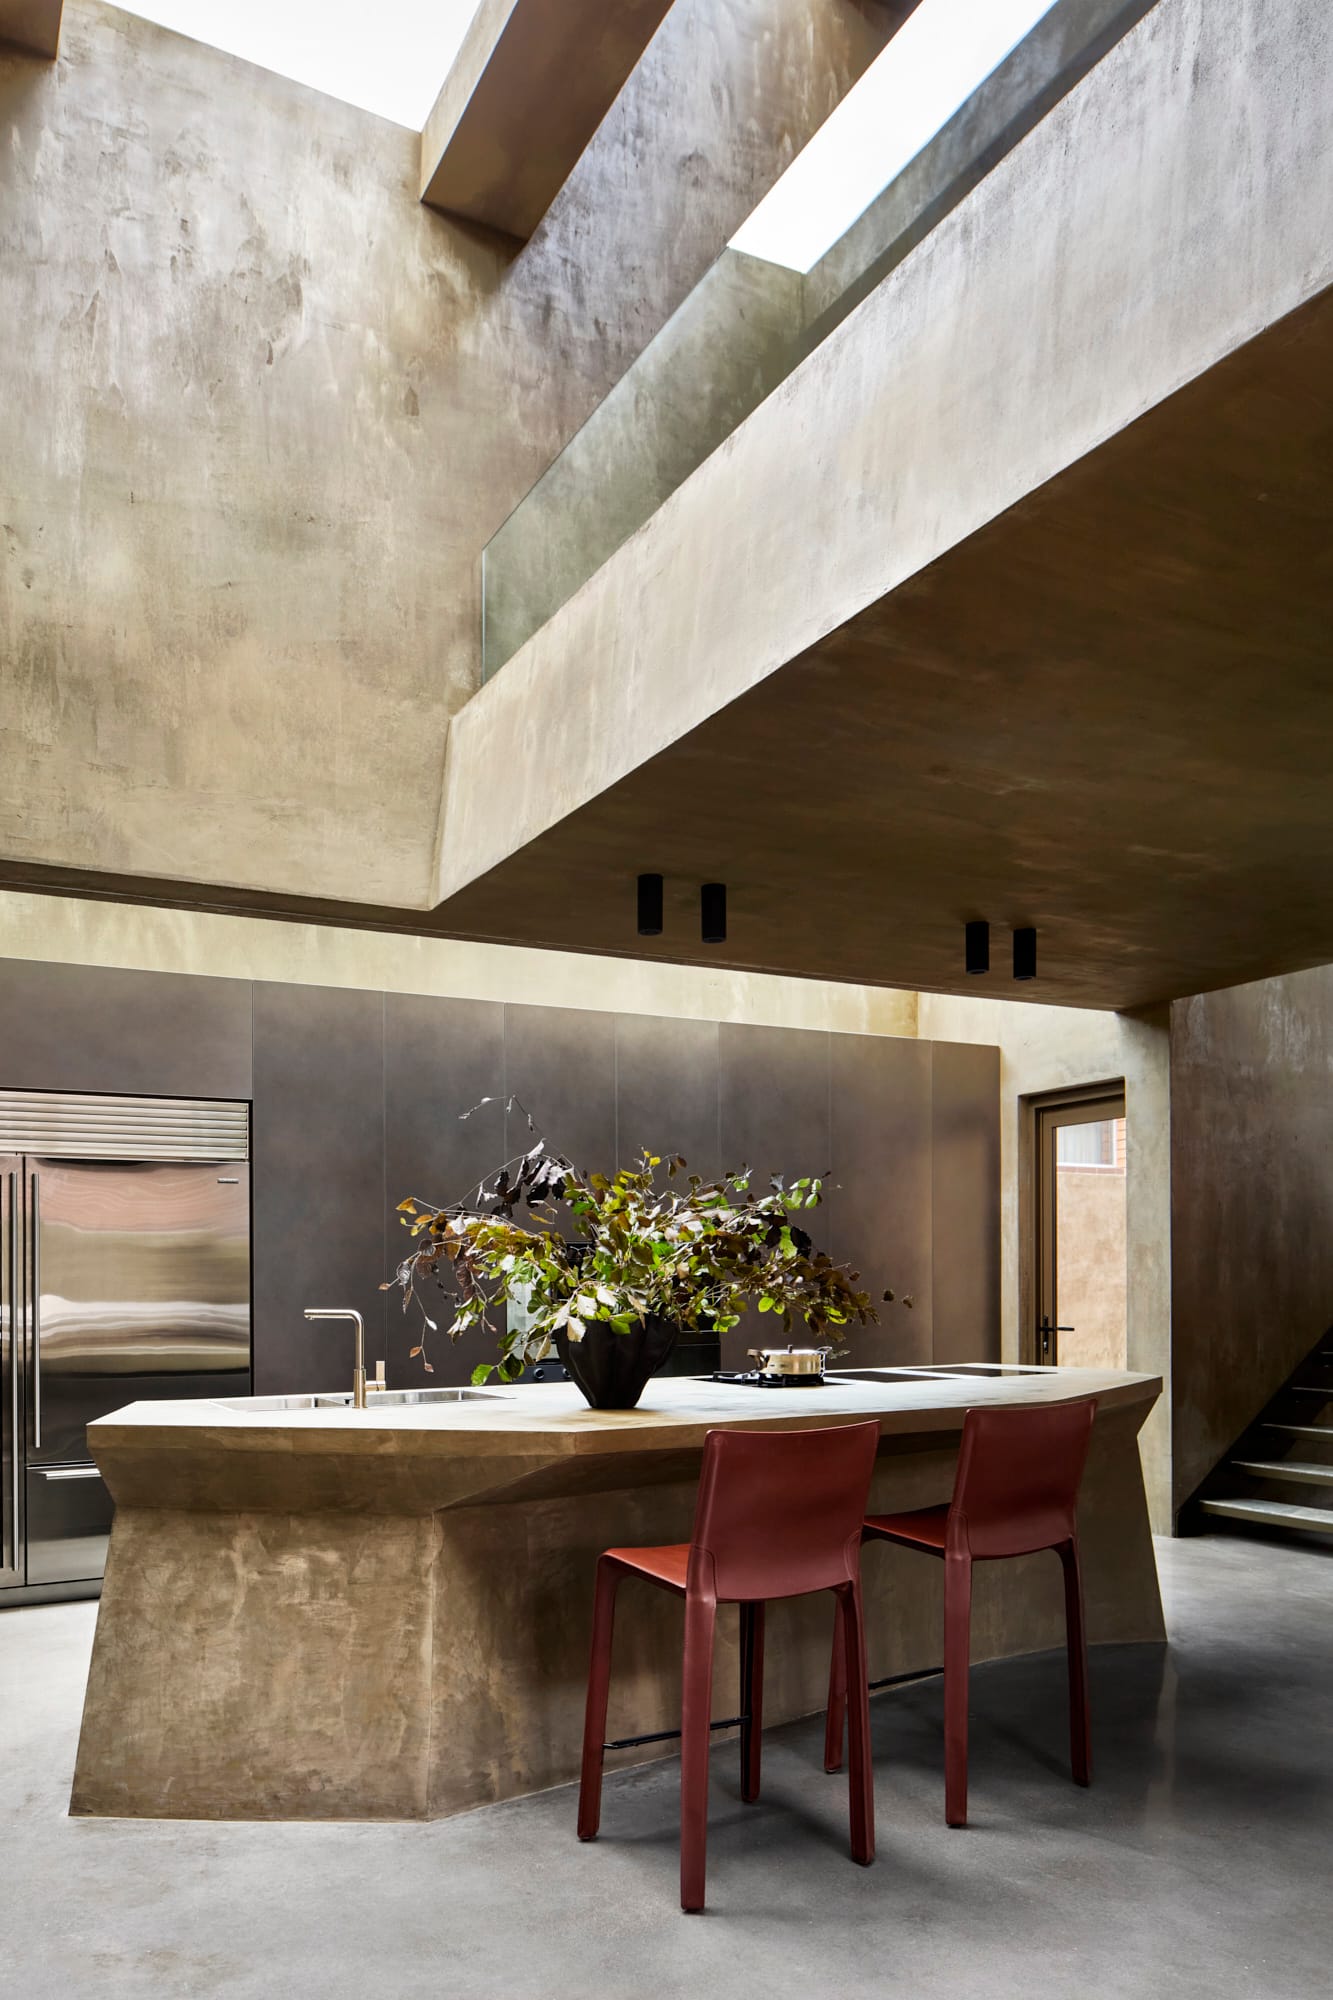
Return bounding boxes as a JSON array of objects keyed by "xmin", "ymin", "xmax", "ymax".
[{"xmin": 1055, "ymin": 1117, "xmax": 1127, "ymax": 1369}]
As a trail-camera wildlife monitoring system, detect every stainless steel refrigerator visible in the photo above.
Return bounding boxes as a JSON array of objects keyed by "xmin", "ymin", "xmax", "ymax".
[{"xmin": 1, "ymin": 1091, "xmax": 251, "ymax": 1602}]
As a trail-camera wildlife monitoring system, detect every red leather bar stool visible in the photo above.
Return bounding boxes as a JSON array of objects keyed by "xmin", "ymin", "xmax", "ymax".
[
  {"xmin": 577, "ymin": 1419, "xmax": 881, "ymax": 1912},
  {"xmin": 825, "ymin": 1395, "xmax": 1097, "ymax": 1828}
]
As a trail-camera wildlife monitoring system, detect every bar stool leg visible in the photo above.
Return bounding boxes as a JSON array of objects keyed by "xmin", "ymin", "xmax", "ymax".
[
  {"xmin": 1059, "ymin": 1537, "xmax": 1093, "ymax": 1787},
  {"xmin": 680, "ymin": 1591, "xmax": 718, "ymax": 1912},
  {"xmin": 838, "ymin": 1581, "xmax": 875, "ymax": 1865},
  {"xmin": 577, "ymin": 1557, "xmax": 620, "ymax": 1841},
  {"xmin": 824, "ymin": 1593, "xmax": 847, "ymax": 1774},
  {"xmin": 943, "ymin": 1550, "xmax": 972, "ymax": 1828},
  {"xmin": 739, "ymin": 1601, "xmax": 765, "ymax": 1804}
]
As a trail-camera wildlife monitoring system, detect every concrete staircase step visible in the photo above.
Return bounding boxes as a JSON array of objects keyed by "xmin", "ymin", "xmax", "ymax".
[
  {"xmin": 1230, "ymin": 1458, "xmax": 1333, "ymax": 1487},
  {"xmin": 1199, "ymin": 1496, "xmax": 1333, "ymax": 1534},
  {"xmin": 1262, "ymin": 1422, "xmax": 1333, "ymax": 1441}
]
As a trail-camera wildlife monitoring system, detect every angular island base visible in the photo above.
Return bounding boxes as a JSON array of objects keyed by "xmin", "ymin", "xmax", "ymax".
[{"xmin": 71, "ymin": 1367, "xmax": 1164, "ymax": 1822}]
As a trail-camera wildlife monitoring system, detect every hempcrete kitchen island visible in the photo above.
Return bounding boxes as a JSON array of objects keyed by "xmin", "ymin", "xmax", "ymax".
[{"xmin": 70, "ymin": 1366, "xmax": 1164, "ymax": 1822}]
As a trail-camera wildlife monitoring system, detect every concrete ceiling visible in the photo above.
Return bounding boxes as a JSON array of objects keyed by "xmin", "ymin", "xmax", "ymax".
[{"xmin": 427, "ymin": 286, "xmax": 1333, "ymax": 1011}]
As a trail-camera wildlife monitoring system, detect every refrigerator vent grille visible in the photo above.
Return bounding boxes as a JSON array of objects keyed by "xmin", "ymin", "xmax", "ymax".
[{"xmin": 0, "ymin": 1092, "xmax": 249, "ymax": 1161}]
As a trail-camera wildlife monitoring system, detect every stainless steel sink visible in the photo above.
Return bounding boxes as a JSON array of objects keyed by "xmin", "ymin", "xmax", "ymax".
[
  {"xmin": 214, "ymin": 1387, "xmax": 505, "ymax": 1413},
  {"xmin": 349, "ymin": 1387, "xmax": 506, "ymax": 1406},
  {"xmin": 215, "ymin": 1391, "xmax": 353, "ymax": 1412}
]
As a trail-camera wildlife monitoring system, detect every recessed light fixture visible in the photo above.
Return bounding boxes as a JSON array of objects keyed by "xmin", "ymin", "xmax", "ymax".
[
  {"xmin": 637, "ymin": 874, "xmax": 664, "ymax": 938},
  {"xmin": 1013, "ymin": 927, "xmax": 1037, "ymax": 981},
  {"xmin": 701, "ymin": 883, "xmax": 727, "ymax": 946},
  {"xmin": 965, "ymin": 920, "xmax": 990, "ymax": 976},
  {"xmin": 729, "ymin": 0, "xmax": 1060, "ymax": 274}
]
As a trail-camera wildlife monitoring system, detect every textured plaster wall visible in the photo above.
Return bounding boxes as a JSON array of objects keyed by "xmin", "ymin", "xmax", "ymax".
[
  {"xmin": 0, "ymin": 890, "xmax": 919, "ymax": 1036},
  {"xmin": 0, "ymin": 0, "xmax": 886, "ymax": 904},
  {"xmin": 1169, "ymin": 967, "xmax": 1333, "ymax": 1510},
  {"xmin": 441, "ymin": 0, "xmax": 1333, "ymax": 902},
  {"xmin": 918, "ymin": 993, "xmax": 1171, "ymax": 1530}
]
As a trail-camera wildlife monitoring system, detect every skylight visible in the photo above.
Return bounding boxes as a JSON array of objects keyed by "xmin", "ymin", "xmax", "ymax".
[
  {"xmin": 120, "ymin": 1, "xmax": 485, "ymax": 130},
  {"xmin": 729, "ymin": 0, "xmax": 1061, "ymax": 274}
]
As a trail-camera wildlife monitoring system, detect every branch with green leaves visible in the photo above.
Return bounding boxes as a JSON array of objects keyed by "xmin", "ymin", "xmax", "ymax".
[{"xmin": 383, "ymin": 1124, "xmax": 908, "ymax": 1385}]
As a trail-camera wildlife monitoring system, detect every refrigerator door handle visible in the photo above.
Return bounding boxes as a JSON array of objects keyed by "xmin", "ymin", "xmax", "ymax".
[
  {"xmin": 5, "ymin": 1170, "xmax": 17, "ymax": 1573},
  {"xmin": 30, "ymin": 1169, "xmax": 41, "ymax": 1453},
  {"xmin": 35, "ymin": 1465, "xmax": 103, "ymax": 1481}
]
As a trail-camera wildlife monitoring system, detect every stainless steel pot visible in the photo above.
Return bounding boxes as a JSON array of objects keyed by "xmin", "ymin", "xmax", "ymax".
[{"xmin": 746, "ymin": 1345, "xmax": 829, "ymax": 1378}]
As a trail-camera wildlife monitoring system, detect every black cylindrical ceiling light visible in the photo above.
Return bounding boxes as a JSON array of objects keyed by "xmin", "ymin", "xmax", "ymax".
[
  {"xmin": 701, "ymin": 882, "xmax": 727, "ymax": 945},
  {"xmin": 637, "ymin": 872, "xmax": 663, "ymax": 937},
  {"xmin": 1013, "ymin": 926, "xmax": 1037, "ymax": 981},
  {"xmin": 965, "ymin": 920, "xmax": 990, "ymax": 976}
]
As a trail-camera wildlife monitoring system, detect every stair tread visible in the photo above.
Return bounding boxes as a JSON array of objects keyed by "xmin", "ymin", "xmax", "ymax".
[
  {"xmin": 1200, "ymin": 1496, "xmax": 1333, "ymax": 1532},
  {"xmin": 1231, "ymin": 1458, "xmax": 1333, "ymax": 1485},
  {"xmin": 1262, "ymin": 1422, "xmax": 1333, "ymax": 1439}
]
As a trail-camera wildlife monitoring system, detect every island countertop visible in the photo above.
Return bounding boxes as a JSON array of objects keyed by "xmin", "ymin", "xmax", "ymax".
[
  {"xmin": 73, "ymin": 1365, "xmax": 1165, "ymax": 1823},
  {"xmin": 87, "ymin": 1364, "xmax": 1162, "ymax": 1513}
]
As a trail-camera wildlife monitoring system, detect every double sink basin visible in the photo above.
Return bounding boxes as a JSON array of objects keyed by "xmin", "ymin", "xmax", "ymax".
[{"xmin": 217, "ymin": 1387, "xmax": 507, "ymax": 1413}]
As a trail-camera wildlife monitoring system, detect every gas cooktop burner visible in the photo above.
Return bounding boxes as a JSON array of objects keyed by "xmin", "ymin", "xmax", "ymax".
[{"xmin": 708, "ymin": 1371, "xmax": 826, "ymax": 1388}]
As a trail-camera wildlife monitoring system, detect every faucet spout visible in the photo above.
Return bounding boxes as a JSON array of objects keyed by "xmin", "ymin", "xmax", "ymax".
[{"xmin": 303, "ymin": 1308, "xmax": 367, "ymax": 1408}]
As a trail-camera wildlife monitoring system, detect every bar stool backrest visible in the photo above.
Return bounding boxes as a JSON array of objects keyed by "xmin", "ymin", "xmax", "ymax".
[
  {"xmin": 949, "ymin": 1396, "xmax": 1097, "ymax": 1560},
  {"xmin": 688, "ymin": 1419, "xmax": 881, "ymax": 1603}
]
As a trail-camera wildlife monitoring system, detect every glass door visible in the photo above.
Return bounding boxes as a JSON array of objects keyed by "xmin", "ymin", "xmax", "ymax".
[{"xmin": 1034, "ymin": 1093, "xmax": 1127, "ymax": 1369}]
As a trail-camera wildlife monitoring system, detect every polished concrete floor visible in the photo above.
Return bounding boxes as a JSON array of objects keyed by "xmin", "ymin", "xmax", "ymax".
[{"xmin": 3, "ymin": 1535, "xmax": 1331, "ymax": 1998}]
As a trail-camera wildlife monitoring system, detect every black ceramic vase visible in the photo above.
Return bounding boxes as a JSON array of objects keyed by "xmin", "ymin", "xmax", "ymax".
[{"xmin": 554, "ymin": 1313, "xmax": 680, "ymax": 1410}]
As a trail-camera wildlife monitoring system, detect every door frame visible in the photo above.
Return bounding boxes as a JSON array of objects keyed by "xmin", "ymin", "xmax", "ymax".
[{"xmin": 1020, "ymin": 1081, "xmax": 1126, "ymax": 1366}]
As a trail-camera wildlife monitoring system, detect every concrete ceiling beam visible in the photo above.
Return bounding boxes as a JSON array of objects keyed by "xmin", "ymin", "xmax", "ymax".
[
  {"xmin": 431, "ymin": 284, "xmax": 1333, "ymax": 1010},
  {"xmin": 0, "ymin": 0, "xmax": 62, "ymax": 58},
  {"xmin": 430, "ymin": 0, "xmax": 1333, "ymax": 1009},
  {"xmin": 419, "ymin": 0, "xmax": 677, "ymax": 239}
]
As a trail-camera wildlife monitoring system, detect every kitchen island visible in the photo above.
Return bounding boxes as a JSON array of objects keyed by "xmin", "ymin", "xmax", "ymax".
[{"xmin": 71, "ymin": 1365, "xmax": 1164, "ymax": 1821}]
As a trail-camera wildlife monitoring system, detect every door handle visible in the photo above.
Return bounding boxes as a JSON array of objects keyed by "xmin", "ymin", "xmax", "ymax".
[
  {"xmin": 5, "ymin": 1171, "xmax": 17, "ymax": 1571},
  {"xmin": 1037, "ymin": 1317, "xmax": 1075, "ymax": 1362},
  {"xmin": 30, "ymin": 1171, "xmax": 40, "ymax": 1452},
  {"xmin": 35, "ymin": 1465, "xmax": 103, "ymax": 1482}
]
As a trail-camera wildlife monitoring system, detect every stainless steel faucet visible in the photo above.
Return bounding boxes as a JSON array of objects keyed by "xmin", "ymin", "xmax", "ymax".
[{"xmin": 303, "ymin": 1308, "xmax": 366, "ymax": 1408}]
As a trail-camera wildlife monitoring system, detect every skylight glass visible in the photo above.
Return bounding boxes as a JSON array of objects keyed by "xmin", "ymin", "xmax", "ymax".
[
  {"xmin": 120, "ymin": 1, "xmax": 485, "ymax": 130},
  {"xmin": 729, "ymin": 0, "xmax": 1061, "ymax": 274}
]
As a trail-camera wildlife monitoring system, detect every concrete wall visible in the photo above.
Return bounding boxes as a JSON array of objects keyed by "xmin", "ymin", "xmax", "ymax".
[
  {"xmin": 918, "ymin": 994, "xmax": 1171, "ymax": 1529},
  {"xmin": 482, "ymin": 248, "xmax": 805, "ymax": 674},
  {"xmin": 1169, "ymin": 967, "xmax": 1333, "ymax": 1511},
  {"xmin": 482, "ymin": 0, "xmax": 1157, "ymax": 676},
  {"xmin": 0, "ymin": 889, "xmax": 919, "ymax": 1037},
  {"xmin": 0, "ymin": 0, "xmax": 886, "ymax": 906}
]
